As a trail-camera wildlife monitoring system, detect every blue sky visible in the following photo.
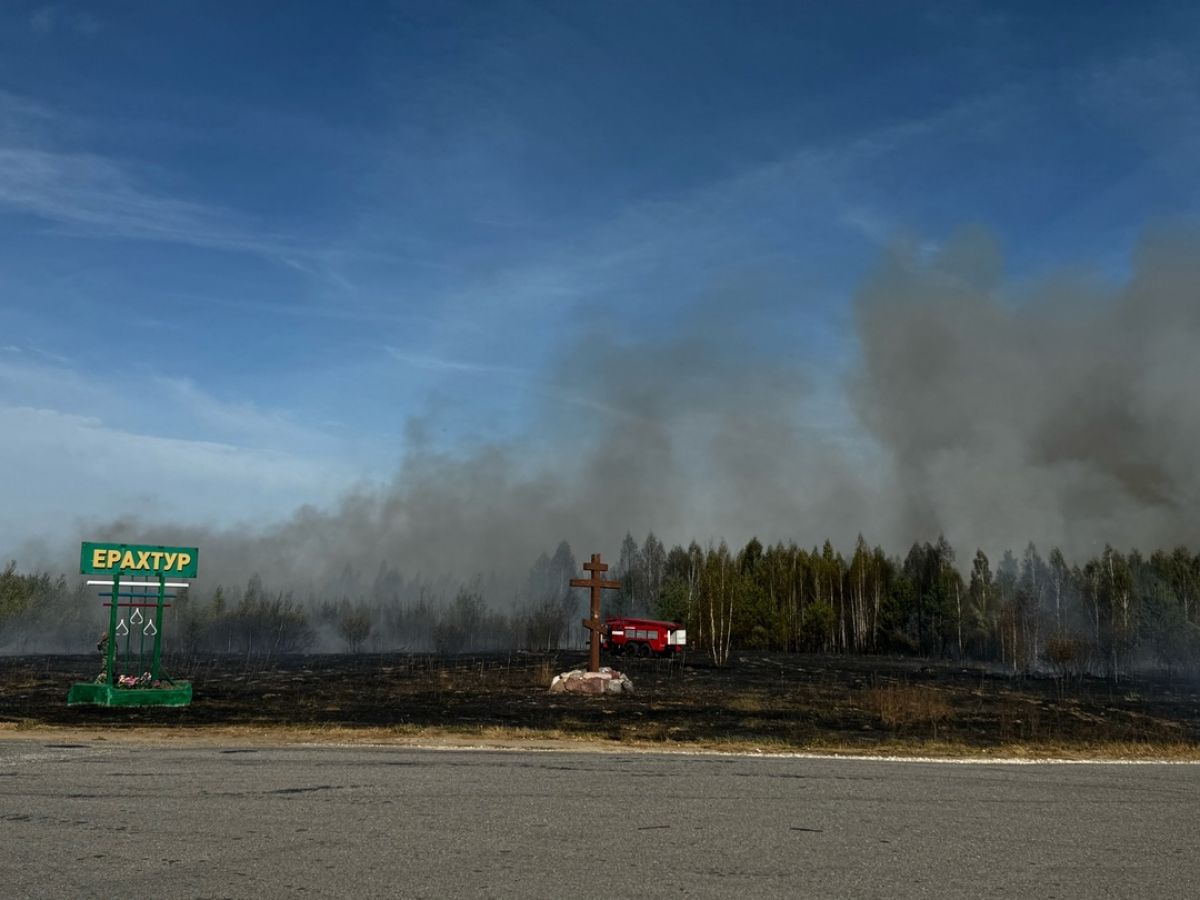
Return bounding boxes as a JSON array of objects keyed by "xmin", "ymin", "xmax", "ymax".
[{"xmin": 3, "ymin": 1, "xmax": 1200, "ymax": 556}]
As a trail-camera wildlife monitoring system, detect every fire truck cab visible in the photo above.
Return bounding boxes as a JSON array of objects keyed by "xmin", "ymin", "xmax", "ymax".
[{"xmin": 601, "ymin": 617, "xmax": 686, "ymax": 658}]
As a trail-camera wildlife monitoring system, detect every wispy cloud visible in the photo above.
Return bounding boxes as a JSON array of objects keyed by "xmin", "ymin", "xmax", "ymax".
[
  {"xmin": 1073, "ymin": 46, "xmax": 1200, "ymax": 189},
  {"xmin": 0, "ymin": 351, "xmax": 108, "ymax": 413},
  {"xmin": 0, "ymin": 147, "xmax": 294, "ymax": 256},
  {"xmin": 384, "ymin": 345, "xmax": 636, "ymax": 421},
  {"xmin": 384, "ymin": 346, "xmax": 529, "ymax": 376},
  {"xmin": 0, "ymin": 404, "xmax": 358, "ymax": 556},
  {"xmin": 153, "ymin": 376, "xmax": 331, "ymax": 452},
  {"xmin": 0, "ymin": 353, "xmax": 349, "ymax": 460},
  {"xmin": 838, "ymin": 207, "xmax": 895, "ymax": 246},
  {"xmin": 0, "ymin": 89, "xmax": 56, "ymax": 130},
  {"xmin": 525, "ymin": 382, "xmax": 637, "ymax": 422},
  {"xmin": 0, "ymin": 91, "xmax": 357, "ymax": 284},
  {"xmin": 167, "ymin": 290, "xmax": 431, "ymax": 326},
  {"xmin": 0, "ymin": 348, "xmax": 389, "ymax": 552},
  {"xmin": 30, "ymin": 4, "xmax": 99, "ymax": 37}
]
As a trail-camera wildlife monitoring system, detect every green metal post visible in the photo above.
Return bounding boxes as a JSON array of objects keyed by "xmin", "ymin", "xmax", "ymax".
[
  {"xmin": 137, "ymin": 604, "xmax": 146, "ymax": 678},
  {"xmin": 152, "ymin": 573, "xmax": 165, "ymax": 681},
  {"xmin": 106, "ymin": 573, "xmax": 119, "ymax": 684},
  {"xmin": 122, "ymin": 609, "xmax": 131, "ymax": 678}
]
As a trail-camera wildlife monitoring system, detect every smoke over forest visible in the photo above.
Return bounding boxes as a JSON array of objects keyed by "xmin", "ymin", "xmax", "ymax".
[
  {"xmin": 856, "ymin": 225, "xmax": 1200, "ymax": 560},
  {"xmin": 10, "ymin": 226, "xmax": 1200, "ymax": 600}
]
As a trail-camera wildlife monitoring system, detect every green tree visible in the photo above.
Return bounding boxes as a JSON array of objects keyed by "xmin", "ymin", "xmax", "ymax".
[
  {"xmin": 0, "ymin": 561, "xmax": 34, "ymax": 628},
  {"xmin": 697, "ymin": 543, "xmax": 743, "ymax": 665},
  {"xmin": 799, "ymin": 600, "xmax": 835, "ymax": 651}
]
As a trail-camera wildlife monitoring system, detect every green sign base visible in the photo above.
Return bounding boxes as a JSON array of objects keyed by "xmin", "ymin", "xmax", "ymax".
[{"xmin": 67, "ymin": 681, "xmax": 192, "ymax": 708}]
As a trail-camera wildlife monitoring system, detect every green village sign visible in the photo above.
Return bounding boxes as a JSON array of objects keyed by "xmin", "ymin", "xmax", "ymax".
[
  {"xmin": 67, "ymin": 541, "xmax": 199, "ymax": 708},
  {"xmin": 81, "ymin": 541, "xmax": 198, "ymax": 578}
]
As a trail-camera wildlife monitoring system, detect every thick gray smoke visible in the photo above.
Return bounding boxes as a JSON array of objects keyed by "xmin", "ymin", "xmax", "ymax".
[
  {"xmin": 20, "ymin": 225, "xmax": 1200, "ymax": 593},
  {"xmin": 855, "ymin": 225, "xmax": 1200, "ymax": 559}
]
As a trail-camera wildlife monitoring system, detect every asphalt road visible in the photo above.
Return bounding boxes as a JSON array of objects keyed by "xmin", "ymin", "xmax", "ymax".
[{"xmin": 1, "ymin": 740, "xmax": 1197, "ymax": 899}]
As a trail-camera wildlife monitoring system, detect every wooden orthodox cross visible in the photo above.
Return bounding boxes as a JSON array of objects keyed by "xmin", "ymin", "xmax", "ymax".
[{"xmin": 570, "ymin": 553, "xmax": 622, "ymax": 672}]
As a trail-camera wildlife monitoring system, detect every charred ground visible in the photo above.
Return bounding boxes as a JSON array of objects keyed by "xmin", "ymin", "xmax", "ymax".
[{"xmin": 3, "ymin": 652, "xmax": 1200, "ymax": 755}]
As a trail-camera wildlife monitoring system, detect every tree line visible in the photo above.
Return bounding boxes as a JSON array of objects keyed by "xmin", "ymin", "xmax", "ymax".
[
  {"xmin": 617, "ymin": 533, "xmax": 1200, "ymax": 678},
  {"xmin": 3, "ymin": 533, "xmax": 1199, "ymax": 678}
]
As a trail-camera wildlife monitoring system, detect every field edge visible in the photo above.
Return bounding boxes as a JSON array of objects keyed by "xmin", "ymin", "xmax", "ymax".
[{"xmin": 3, "ymin": 721, "xmax": 1199, "ymax": 762}]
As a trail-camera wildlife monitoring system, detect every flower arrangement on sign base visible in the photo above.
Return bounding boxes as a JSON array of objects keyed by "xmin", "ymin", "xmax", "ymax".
[{"xmin": 116, "ymin": 672, "xmax": 162, "ymax": 689}]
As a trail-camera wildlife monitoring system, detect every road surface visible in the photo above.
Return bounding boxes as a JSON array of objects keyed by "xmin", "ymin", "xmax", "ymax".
[{"xmin": 1, "ymin": 740, "xmax": 1196, "ymax": 898}]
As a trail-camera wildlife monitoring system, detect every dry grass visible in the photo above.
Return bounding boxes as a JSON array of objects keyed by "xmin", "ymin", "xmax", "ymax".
[
  {"xmin": 867, "ymin": 683, "xmax": 954, "ymax": 735},
  {"xmin": 4, "ymin": 720, "xmax": 1200, "ymax": 761},
  {"xmin": 726, "ymin": 692, "xmax": 772, "ymax": 713},
  {"xmin": 531, "ymin": 658, "xmax": 556, "ymax": 687}
]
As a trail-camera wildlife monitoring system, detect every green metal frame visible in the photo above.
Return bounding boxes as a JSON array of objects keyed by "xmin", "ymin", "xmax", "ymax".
[{"xmin": 67, "ymin": 570, "xmax": 192, "ymax": 708}]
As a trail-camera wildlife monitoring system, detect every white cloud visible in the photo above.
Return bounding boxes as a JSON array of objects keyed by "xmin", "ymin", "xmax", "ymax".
[
  {"xmin": 0, "ymin": 354, "xmax": 376, "ymax": 554},
  {"xmin": 0, "ymin": 404, "xmax": 361, "ymax": 557}
]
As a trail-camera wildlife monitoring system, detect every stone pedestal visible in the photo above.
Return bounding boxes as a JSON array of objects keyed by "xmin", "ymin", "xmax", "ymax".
[{"xmin": 548, "ymin": 667, "xmax": 634, "ymax": 695}]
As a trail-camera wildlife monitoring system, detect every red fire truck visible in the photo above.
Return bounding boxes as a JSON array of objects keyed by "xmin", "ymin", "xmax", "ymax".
[{"xmin": 601, "ymin": 617, "xmax": 686, "ymax": 658}]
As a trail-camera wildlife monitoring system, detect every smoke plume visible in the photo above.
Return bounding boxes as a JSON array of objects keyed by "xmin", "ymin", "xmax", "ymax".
[
  {"xmin": 22, "ymin": 225, "xmax": 1200, "ymax": 592},
  {"xmin": 855, "ymin": 224, "xmax": 1200, "ymax": 559}
]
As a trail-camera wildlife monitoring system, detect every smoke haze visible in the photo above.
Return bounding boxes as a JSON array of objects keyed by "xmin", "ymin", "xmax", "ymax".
[{"xmin": 15, "ymin": 226, "xmax": 1200, "ymax": 592}]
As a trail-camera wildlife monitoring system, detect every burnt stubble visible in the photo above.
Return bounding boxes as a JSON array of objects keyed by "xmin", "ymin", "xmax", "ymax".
[{"xmin": 2, "ymin": 652, "xmax": 1199, "ymax": 754}]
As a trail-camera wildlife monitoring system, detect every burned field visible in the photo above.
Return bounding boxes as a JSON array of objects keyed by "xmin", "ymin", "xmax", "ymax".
[{"xmin": 2, "ymin": 652, "xmax": 1200, "ymax": 755}]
